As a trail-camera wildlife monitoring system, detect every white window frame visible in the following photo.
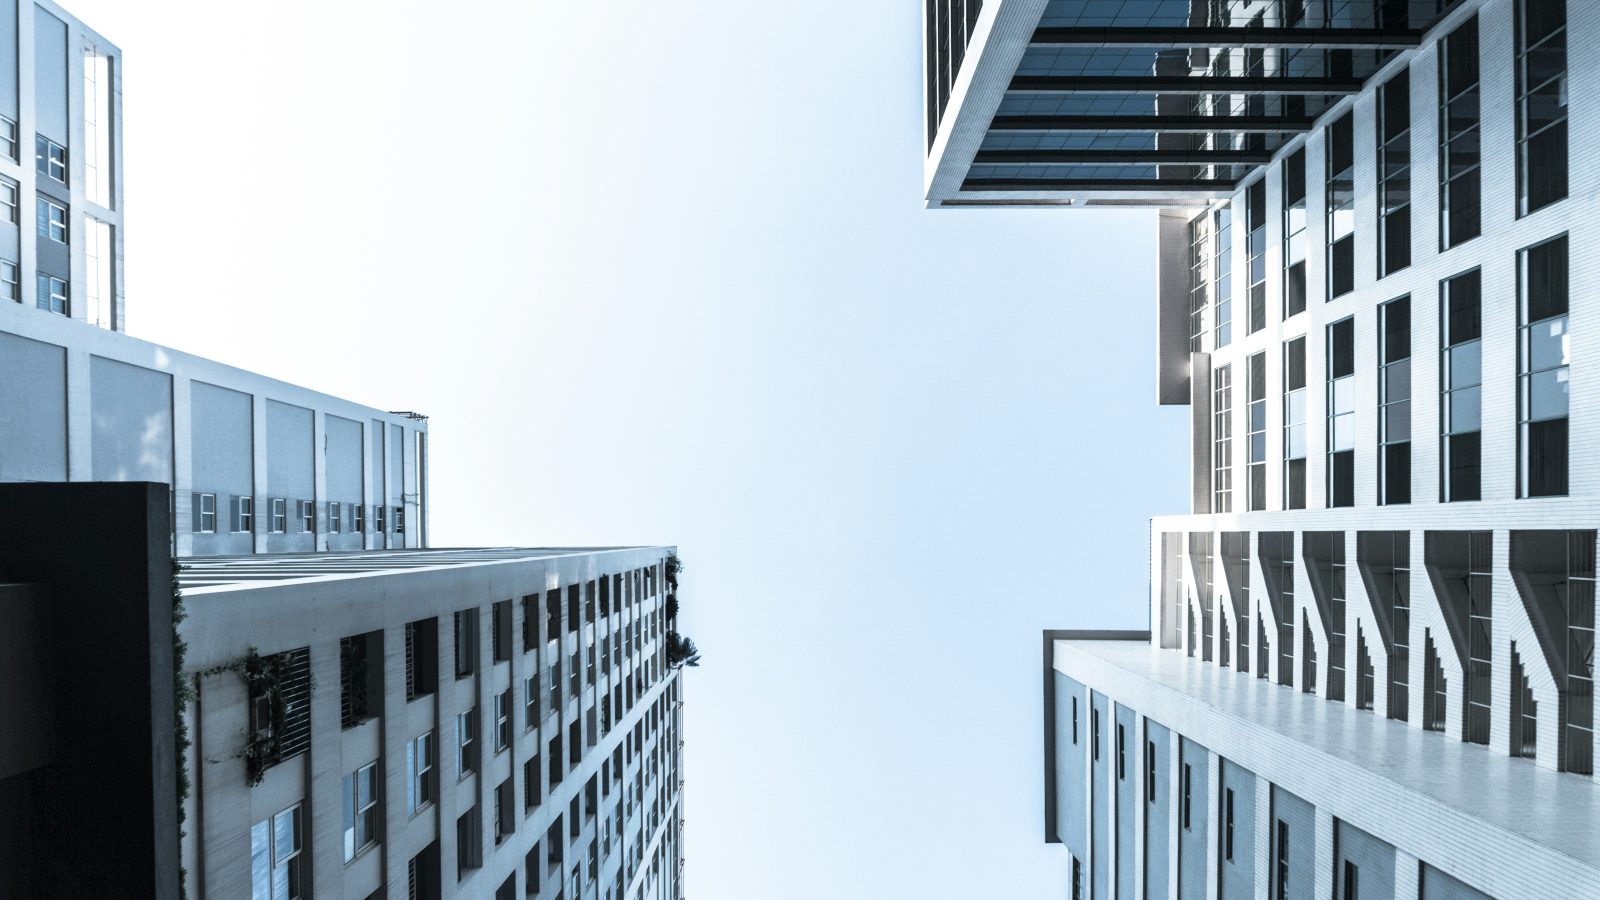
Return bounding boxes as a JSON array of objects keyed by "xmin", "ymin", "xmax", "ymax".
[
  {"xmin": 300, "ymin": 499, "xmax": 314, "ymax": 533},
  {"xmin": 395, "ymin": 506, "xmax": 405, "ymax": 535},
  {"xmin": 406, "ymin": 731, "xmax": 434, "ymax": 815},
  {"xmin": 38, "ymin": 197, "xmax": 67, "ymax": 243},
  {"xmin": 354, "ymin": 503, "xmax": 365, "ymax": 534},
  {"xmin": 524, "ymin": 674, "xmax": 539, "ymax": 731},
  {"xmin": 495, "ymin": 690, "xmax": 511, "ymax": 753},
  {"xmin": 198, "ymin": 493, "xmax": 216, "ymax": 533},
  {"xmin": 270, "ymin": 498, "xmax": 287, "ymax": 533},
  {"xmin": 342, "ymin": 761, "xmax": 379, "ymax": 863},
  {"xmin": 39, "ymin": 137, "xmax": 66, "ymax": 184},
  {"xmin": 0, "ymin": 177, "xmax": 17, "ymax": 224},
  {"xmin": 250, "ymin": 804, "xmax": 302, "ymax": 900},
  {"xmin": 0, "ymin": 116, "xmax": 15, "ymax": 161},
  {"xmin": 457, "ymin": 708, "xmax": 477, "ymax": 777},
  {"xmin": 238, "ymin": 496, "xmax": 254, "ymax": 533},
  {"xmin": 376, "ymin": 504, "xmax": 386, "ymax": 534},
  {"xmin": 0, "ymin": 259, "xmax": 18, "ymax": 302},
  {"xmin": 37, "ymin": 274, "xmax": 67, "ymax": 315},
  {"xmin": 328, "ymin": 501, "xmax": 341, "ymax": 534}
]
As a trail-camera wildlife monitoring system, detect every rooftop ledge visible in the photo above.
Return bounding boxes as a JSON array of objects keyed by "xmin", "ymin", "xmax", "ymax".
[{"xmin": 1045, "ymin": 633, "xmax": 1600, "ymax": 896}]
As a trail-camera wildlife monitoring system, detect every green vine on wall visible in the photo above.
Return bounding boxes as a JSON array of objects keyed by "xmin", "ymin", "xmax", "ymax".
[{"xmin": 172, "ymin": 561, "xmax": 192, "ymax": 900}]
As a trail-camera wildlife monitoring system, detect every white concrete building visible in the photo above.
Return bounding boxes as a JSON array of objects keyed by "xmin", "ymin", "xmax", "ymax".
[
  {"xmin": 179, "ymin": 548, "xmax": 686, "ymax": 900},
  {"xmin": 926, "ymin": 0, "xmax": 1600, "ymax": 896}
]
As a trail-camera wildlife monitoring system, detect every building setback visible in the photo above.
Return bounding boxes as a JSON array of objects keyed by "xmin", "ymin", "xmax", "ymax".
[{"xmin": 926, "ymin": 0, "xmax": 1600, "ymax": 896}]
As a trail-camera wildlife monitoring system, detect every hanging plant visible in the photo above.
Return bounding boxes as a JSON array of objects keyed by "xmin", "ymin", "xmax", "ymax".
[{"xmin": 666, "ymin": 631, "xmax": 701, "ymax": 668}]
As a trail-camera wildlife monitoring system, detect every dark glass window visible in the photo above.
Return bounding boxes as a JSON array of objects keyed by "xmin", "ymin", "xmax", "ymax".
[
  {"xmin": 1326, "ymin": 113, "xmax": 1355, "ymax": 300},
  {"xmin": 1190, "ymin": 213, "xmax": 1210, "ymax": 352},
  {"xmin": 1378, "ymin": 70, "xmax": 1412, "ymax": 277},
  {"xmin": 1248, "ymin": 352, "xmax": 1268, "ymax": 510},
  {"xmin": 1380, "ymin": 298, "xmax": 1411, "ymax": 505},
  {"xmin": 1247, "ymin": 179, "xmax": 1267, "ymax": 334},
  {"xmin": 1516, "ymin": 0, "xmax": 1567, "ymax": 216},
  {"xmin": 1214, "ymin": 365, "xmax": 1233, "ymax": 513},
  {"xmin": 1327, "ymin": 319, "xmax": 1355, "ymax": 507},
  {"xmin": 1284, "ymin": 149, "xmax": 1308, "ymax": 317},
  {"xmin": 1519, "ymin": 235, "xmax": 1569, "ymax": 497},
  {"xmin": 1284, "ymin": 337, "xmax": 1307, "ymax": 510},
  {"xmin": 1213, "ymin": 207, "xmax": 1233, "ymax": 349},
  {"xmin": 1441, "ymin": 270, "xmax": 1482, "ymax": 501},
  {"xmin": 1439, "ymin": 17, "xmax": 1481, "ymax": 249}
]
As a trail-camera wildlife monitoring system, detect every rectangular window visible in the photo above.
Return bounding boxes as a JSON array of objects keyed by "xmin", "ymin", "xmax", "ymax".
[
  {"xmin": 1116, "ymin": 723, "xmax": 1126, "ymax": 781},
  {"xmin": 1225, "ymin": 788, "xmax": 1235, "ymax": 860},
  {"xmin": 328, "ymin": 501, "xmax": 341, "ymax": 533},
  {"xmin": 1181, "ymin": 762, "xmax": 1193, "ymax": 830},
  {"xmin": 455, "ymin": 608, "xmax": 478, "ymax": 678},
  {"xmin": 456, "ymin": 806, "xmax": 482, "ymax": 877},
  {"xmin": 1378, "ymin": 70, "xmax": 1412, "ymax": 277},
  {"xmin": 404, "ymin": 617, "xmax": 437, "ymax": 701},
  {"xmin": 1091, "ymin": 707, "xmax": 1100, "ymax": 762},
  {"xmin": 0, "ymin": 116, "xmax": 15, "ymax": 160},
  {"xmin": 34, "ymin": 135, "xmax": 66, "ymax": 185},
  {"xmin": 82, "ymin": 45, "xmax": 112, "ymax": 206},
  {"xmin": 250, "ymin": 805, "xmax": 302, "ymax": 900},
  {"xmin": 1439, "ymin": 16, "xmax": 1481, "ymax": 249},
  {"xmin": 270, "ymin": 498, "xmax": 287, "ymax": 533},
  {"xmin": 1248, "ymin": 352, "xmax": 1268, "ymax": 510},
  {"xmin": 0, "ymin": 260, "xmax": 15, "ymax": 302},
  {"xmin": 1344, "ymin": 860, "xmax": 1360, "ymax": 900},
  {"xmin": 1326, "ymin": 112, "xmax": 1355, "ymax": 299},
  {"xmin": 1146, "ymin": 739, "xmax": 1156, "ymax": 803},
  {"xmin": 1189, "ymin": 213, "xmax": 1210, "ymax": 352},
  {"xmin": 300, "ymin": 500, "xmax": 314, "ymax": 533},
  {"xmin": 1214, "ymin": 367, "xmax": 1232, "ymax": 514},
  {"xmin": 36, "ymin": 196, "xmax": 66, "ymax": 243},
  {"xmin": 495, "ymin": 689, "xmax": 512, "ymax": 753},
  {"xmin": 1284, "ymin": 337, "xmax": 1307, "ymax": 509},
  {"xmin": 496, "ymin": 778, "xmax": 515, "ymax": 844},
  {"xmin": 1247, "ymin": 179, "xmax": 1267, "ymax": 333},
  {"xmin": 395, "ymin": 506, "xmax": 406, "ymax": 535},
  {"xmin": 0, "ymin": 177, "xmax": 17, "ymax": 224},
  {"xmin": 1327, "ymin": 319, "xmax": 1355, "ymax": 507},
  {"xmin": 339, "ymin": 633, "xmax": 376, "ymax": 728},
  {"xmin": 1519, "ymin": 234, "xmax": 1569, "ymax": 497},
  {"xmin": 376, "ymin": 504, "xmax": 387, "ymax": 534},
  {"xmin": 1380, "ymin": 298, "xmax": 1412, "ymax": 504},
  {"xmin": 1276, "ymin": 820, "xmax": 1290, "ymax": 900},
  {"xmin": 35, "ymin": 274, "xmax": 67, "ymax": 315},
  {"xmin": 246, "ymin": 648, "xmax": 312, "ymax": 778},
  {"xmin": 83, "ymin": 215, "xmax": 112, "ymax": 329},
  {"xmin": 1214, "ymin": 206, "xmax": 1233, "ymax": 349},
  {"xmin": 238, "ymin": 496, "xmax": 254, "ymax": 533},
  {"xmin": 197, "ymin": 492, "xmax": 217, "ymax": 533},
  {"xmin": 1071, "ymin": 696, "xmax": 1078, "ymax": 744},
  {"xmin": 1441, "ymin": 270, "xmax": 1482, "ymax": 501},
  {"xmin": 493, "ymin": 600, "xmax": 513, "ymax": 662},
  {"xmin": 353, "ymin": 503, "xmax": 364, "ymax": 534},
  {"xmin": 457, "ymin": 708, "xmax": 478, "ymax": 777},
  {"xmin": 525, "ymin": 673, "xmax": 539, "ymax": 729},
  {"xmin": 342, "ymin": 761, "xmax": 379, "ymax": 862},
  {"xmin": 1283, "ymin": 148, "xmax": 1307, "ymax": 317},
  {"xmin": 1516, "ymin": 0, "xmax": 1567, "ymax": 215},
  {"xmin": 524, "ymin": 756, "xmax": 541, "ymax": 810}
]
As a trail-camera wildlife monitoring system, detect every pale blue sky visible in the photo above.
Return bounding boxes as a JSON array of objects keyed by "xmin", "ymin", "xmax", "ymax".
[{"xmin": 75, "ymin": 0, "xmax": 1185, "ymax": 894}]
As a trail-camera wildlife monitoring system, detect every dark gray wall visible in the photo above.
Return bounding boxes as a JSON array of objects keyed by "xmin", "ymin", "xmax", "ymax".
[
  {"xmin": 1421, "ymin": 863, "xmax": 1493, "ymax": 900},
  {"xmin": 1145, "ymin": 719, "xmax": 1171, "ymax": 900},
  {"xmin": 1271, "ymin": 786, "xmax": 1316, "ymax": 900},
  {"xmin": 1218, "ymin": 760, "xmax": 1256, "ymax": 900},
  {"xmin": 0, "ymin": 482, "xmax": 178, "ymax": 900},
  {"xmin": 1336, "ymin": 820, "xmax": 1395, "ymax": 900},
  {"xmin": 90, "ymin": 356, "xmax": 172, "ymax": 483},
  {"xmin": 1115, "ymin": 704, "xmax": 1135, "ymax": 900},
  {"xmin": 1091, "ymin": 691, "xmax": 1110, "ymax": 900},
  {"xmin": 0, "ymin": 331, "xmax": 65, "ymax": 481},
  {"xmin": 32, "ymin": 8, "xmax": 66, "ymax": 143},
  {"xmin": 1178, "ymin": 737, "xmax": 1210, "ymax": 900}
]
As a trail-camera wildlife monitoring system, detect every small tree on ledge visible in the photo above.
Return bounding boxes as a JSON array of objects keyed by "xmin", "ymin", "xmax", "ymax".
[{"xmin": 667, "ymin": 632, "xmax": 701, "ymax": 668}]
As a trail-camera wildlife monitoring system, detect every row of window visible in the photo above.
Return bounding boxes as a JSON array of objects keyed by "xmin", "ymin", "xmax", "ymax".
[
  {"xmin": 1190, "ymin": 1, "xmax": 1568, "ymax": 357},
  {"xmin": 192, "ymin": 494, "xmax": 405, "ymax": 536},
  {"xmin": 1212, "ymin": 232, "xmax": 1570, "ymax": 514},
  {"xmin": 1169, "ymin": 527, "xmax": 1594, "ymax": 775}
]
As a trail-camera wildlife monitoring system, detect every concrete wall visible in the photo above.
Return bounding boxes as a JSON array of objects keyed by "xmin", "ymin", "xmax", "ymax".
[
  {"xmin": 1144, "ymin": 718, "xmax": 1171, "ymax": 900},
  {"xmin": 1217, "ymin": 760, "xmax": 1255, "ymax": 900},
  {"xmin": 1052, "ymin": 672, "xmax": 1088, "ymax": 861},
  {"xmin": 0, "ymin": 300, "xmax": 428, "ymax": 556},
  {"xmin": 1178, "ymin": 737, "xmax": 1210, "ymax": 900},
  {"xmin": 1271, "ymin": 785, "xmax": 1315, "ymax": 900},
  {"xmin": 1091, "ymin": 691, "xmax": 1111, "ymax": 900},
  {"xmin": 1115, "ymin": 703, "xmax": 1136, "ymax": 900},
  {"xmin": 1422, "ymin": 863, "xmax": 1493, "ymax": 900},
  {"xmin": 1336, "ymin": 819, "xmax": 1396, "ymax": 900}
]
